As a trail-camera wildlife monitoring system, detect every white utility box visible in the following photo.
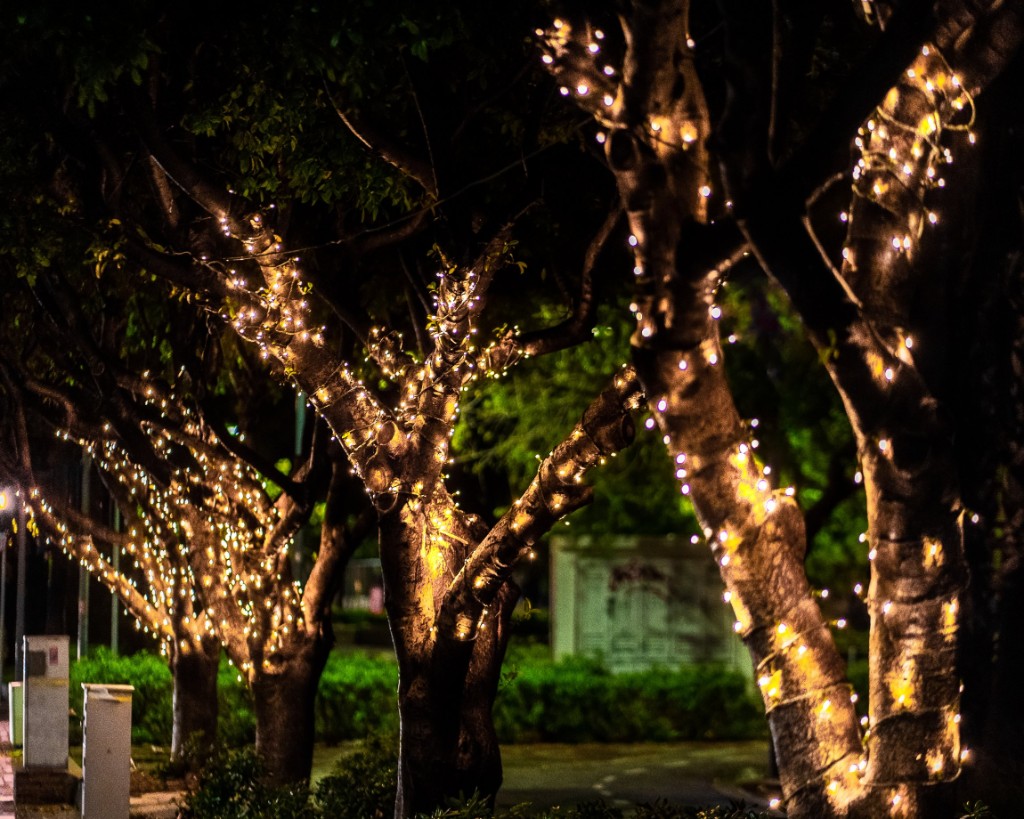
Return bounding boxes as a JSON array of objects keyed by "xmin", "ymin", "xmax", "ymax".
[
  {"xmin": 23, "ymin": 635, "xmax": 69, "ymax": 768},
  {"xmin": 81, "ymin": 683, "xmax": 134, "ymax": 819}
]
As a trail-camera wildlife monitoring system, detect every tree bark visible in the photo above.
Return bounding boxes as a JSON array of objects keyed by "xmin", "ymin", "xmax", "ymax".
[
  {"xmin": 393, "ymin": 603, "xmax": 513, "ymax": 818},
  {"xmin": 251, "ymin": 639, "xmax": 329, "ymax": 786},
  {"xmin": 170, "ymin": 635, "xmax": 220, "ymax": 766}
]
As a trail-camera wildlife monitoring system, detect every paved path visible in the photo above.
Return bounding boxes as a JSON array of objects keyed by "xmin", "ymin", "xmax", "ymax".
[
  {"xmin": 497, "ymin": 741, "xmax": 776, "ymax": 812},
  {"xmin": 0, "ymin": 720, "xmax": 14, "ymax": 819}
]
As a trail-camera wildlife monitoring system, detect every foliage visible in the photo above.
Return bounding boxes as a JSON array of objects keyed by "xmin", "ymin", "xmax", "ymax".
[
  {"xmin": 69, "ymin": 647, "xmax": 173, "ymax": 745},
  {"xmin": 494, "ymin": 652, "xmax": 766, "ymax": 743},
  {"xmin": 315, "ymin": 652, "xmax": 400, "ymax": 743},
  {"xmin": 452, "ymin": 305, "xmax": 698, "ymax": 536},
  {"xmin": 313, "ymin": 731, "xmax": 398, "ymax": 818},
  {"xmin": 217, "ymin": 659, "xmax": 257, "ymax": 747},
  {"xmin": 716, "ymin": 273, "xmax": 866, "ymax": 593},
  {"xmin": 453, "ymin": 278, "xmax": 868, "ymax": 594},
  {"xmin": 70, "ymin": 647, "xmax": 763, "ymax": 751},
  {"xmin": 180, "ymin": 747, "xmax": 310, "ymax": 819}
]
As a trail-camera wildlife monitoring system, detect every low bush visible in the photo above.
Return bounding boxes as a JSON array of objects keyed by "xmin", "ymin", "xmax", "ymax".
[
  {"xmin": 315, "ymin": 653, "xmax": 399, "ymax": 743},
  {"xmin": 71, "ymin": 646, "xmax": 763, "ymax": 749},
  {"xmin": 494, "ymin": 654, "xmax": 765, "ymax": 743},
  {"xmin": 313, "ymin": 731, "xmax": 398, "ymax": 817},
  {"xmin": 180, "ymin": 747, "xmax": 309, "ymax": 819},
  {"xmin": 70, "ymin": 647, "xmax": 173, "ymax": 745}
]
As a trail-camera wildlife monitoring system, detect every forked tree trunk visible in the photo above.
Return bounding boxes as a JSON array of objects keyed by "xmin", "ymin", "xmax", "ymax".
[
  {"xmin": 379, "ymin": 505, "xmax": 518, "ymax": 818},
  {"xmin": 170, "ymin": 636, "xmax": 221, "ymax": 766},
  {"xmin": 394, "ymin": 623, "xmax": 512, "ymax": 817},
  {"xmin": 251, "ymin": 638, "xmax": 330, "ymax": 785}
]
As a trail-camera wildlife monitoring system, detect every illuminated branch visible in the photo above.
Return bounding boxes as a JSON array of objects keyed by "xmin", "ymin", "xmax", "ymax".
[
  {"xmin": 403, "ymin": 231, "xmax": 514, "ymax": 500},
  {"xmin": 29, "ymin": 489, "xmax": 192, "ymax": 648},
  {"xmin": 538, "ymin": 19, "xmax": 620, "ymax": 129},
  {"xmin": 479, "ymin": 204, "xmax": 623, "ymax": 371},
  {"xmin": 437, "ymin": 366, "xmax": 642, "ymax": 641}
]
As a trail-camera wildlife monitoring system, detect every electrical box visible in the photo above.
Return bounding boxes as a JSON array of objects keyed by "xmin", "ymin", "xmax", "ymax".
[
  {"xmin": 81, "ymin": 683, "xmax": 134, "ymax": 819},
  {"xmin": 23, "ymin": 635, "xmax": 69, "ymax": 768}
]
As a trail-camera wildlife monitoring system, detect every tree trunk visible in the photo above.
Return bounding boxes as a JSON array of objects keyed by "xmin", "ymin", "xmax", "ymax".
[
  {"xmin": 251, "ymin": 639, "xmax": 328, "ymax": 786},
  {"xmin": 393, "ymin": 600, "xmax": 512, "ymax": 818},
  {"xmin": 170, "ymin": 636, "xmax": 220, "ymax": 766}
]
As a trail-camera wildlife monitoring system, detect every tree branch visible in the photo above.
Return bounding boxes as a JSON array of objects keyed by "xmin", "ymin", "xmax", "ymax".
[
  {"xmin": 436, "ymin": 366, "xmax": 642, "ymax": 641},
  {"xmin": 325, "ymin": 82, "xmax": 439, "ymax": 199}
]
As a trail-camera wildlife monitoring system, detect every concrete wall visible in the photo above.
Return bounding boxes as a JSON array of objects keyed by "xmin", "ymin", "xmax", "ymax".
[{"xmin": 551, "ymin": 535, "xmax": 749, "ymax": 673}]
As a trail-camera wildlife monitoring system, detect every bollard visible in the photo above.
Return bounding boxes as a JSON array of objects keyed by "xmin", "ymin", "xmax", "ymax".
[
  {"xmin": 8, "ymin": 681, "xmax": 22, "ymax": 746},
  {"xmin": 23, "ymin": 635, "xmax": 69, "ymax": 768},
  {"xmin": 81, "ymin": 683, "xmax": 134, "ymax": 819}
]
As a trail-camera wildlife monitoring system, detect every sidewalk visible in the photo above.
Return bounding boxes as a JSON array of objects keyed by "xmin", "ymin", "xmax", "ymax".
[{"xmin": 1, "ymin": 720, "xmax": 14, "ymax": 819}]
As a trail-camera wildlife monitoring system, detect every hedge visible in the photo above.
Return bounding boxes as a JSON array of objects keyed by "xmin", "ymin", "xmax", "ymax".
[
  {"xmin": 494, "ymin": 654, "xmax": 765, "ymax": 743},
  {"xmin": 69, "ymin": 646, "xmax": 764, "ymax": 748}
]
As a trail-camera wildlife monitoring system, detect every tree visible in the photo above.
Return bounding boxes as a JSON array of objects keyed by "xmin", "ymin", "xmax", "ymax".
[
  {"xmin": 0, "ymin": 264, "xmax": 369, "ymax": 782},
  {"xmin": 1, "ymin": 3, "xmax": 645, "ymax": 812},
  {"xmin": 541, "ymin": 1, "xmax": 1023, "ymax": 817}
]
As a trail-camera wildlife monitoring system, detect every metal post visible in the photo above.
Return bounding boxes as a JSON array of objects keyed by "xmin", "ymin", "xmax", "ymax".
[
  {"xmin": 110, "ymin": 507, "xmax": 120, "ymax": 654},
  {"xmin": 78, "ymin": 455, "xmax": 91, "ymax": 660},
  {"xmin": 14, "ymin": 496, "xmax": 27, "ymax": 681},
  {"xmin": 292, "ymin": 391, "xmax": 307, "ymax": 580}
]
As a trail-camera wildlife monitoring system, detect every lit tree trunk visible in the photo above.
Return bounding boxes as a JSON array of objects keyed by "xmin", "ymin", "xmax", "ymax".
[
  {"xmin": 251, "ymin": 637, "xmax": 329, "ymax": 787},
  {"xmin": 382, "ymin": 501, "xmax": 515, "ymax": 816},
  {"xmin": 170, "ymin": 635, "xmax": 220, "ymax": 765}
]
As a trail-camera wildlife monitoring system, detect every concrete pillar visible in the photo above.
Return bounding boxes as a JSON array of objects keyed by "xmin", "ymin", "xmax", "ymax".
[
  {"xmin": 23, "ymin": 635, "xmax": 69, "ymax": 768},
  {"xmin": 81, "ymin": 683, "xmax": 134, "ymax": 819}
]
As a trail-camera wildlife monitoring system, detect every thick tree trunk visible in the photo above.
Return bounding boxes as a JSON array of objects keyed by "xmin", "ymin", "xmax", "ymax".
[
  {"xmin": 170, "ymin": 636, "xmax": 220, "ymax": 766},
  {"xmin": 391, "ymin": 589, "xmax": 514, "ymax": 818},
  {"xmin": 377, "ymin": 499, "xmax": 517, "ymax": 818},
  {"xmin": 251, "ymin": 639, "xmax": 328, "ymax": 785},
  {"xmin": 395, "ymin": 654, "xmax": 505, "ymax": 817}
]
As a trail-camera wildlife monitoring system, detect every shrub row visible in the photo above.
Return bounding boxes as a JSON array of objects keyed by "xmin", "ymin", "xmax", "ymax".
[
  {"xmin": 495, "ymin": 655, "xmax": 765, "ymax": 743},
  {"xmin": 69, "ymin": 646, "xmax": 764, "ymax": 748}
]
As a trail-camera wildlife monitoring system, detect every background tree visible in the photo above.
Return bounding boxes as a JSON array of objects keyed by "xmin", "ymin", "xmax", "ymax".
[
  {"xmin": 541, "ymin": 1, "xmax": 1023, "ymax": 817},
  {"xmin": 0, "ymin": 256, "xmax": 370, "ymax": 782}
]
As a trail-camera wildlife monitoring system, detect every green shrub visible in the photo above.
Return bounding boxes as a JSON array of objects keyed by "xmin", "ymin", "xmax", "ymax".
[
  {"xmin": 315, "ymin": 653, "xmax": 398, "ymax": 743},
  {"xmin": 217, "ymin": 661, "xmax": 256, "ymax": 747},
  {"xmin": 180, "ymin": 747, "xmax": 310, "ymax": 819},
  {"xmin": 70, "ymin": 647, "xmax": 173, "ymax": 745},
  {"xmin": 313, "ymin": 731, "xmax": 397, "ymax": 818},
  {"xmin": 71, "ymin": 646, "xmax": 763, "ymax": 751},
  {"xmin": 494, "ymin": 655, "xmax": 765, "ymax": 743}
]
